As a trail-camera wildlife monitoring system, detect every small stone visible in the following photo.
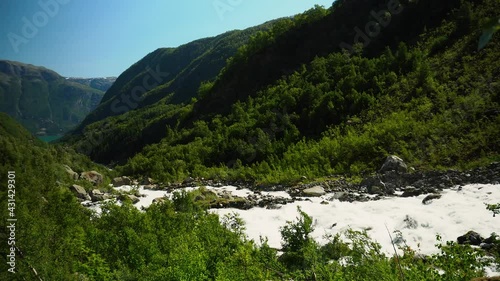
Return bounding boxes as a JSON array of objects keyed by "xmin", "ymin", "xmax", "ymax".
[
  {"xmin": 401, "ymin": 187, "xmax": 422, "ymax": 197},
  {"xmin": 302, "ymin": 186, "xmax": 326, "ymax": 197},
  {"xmin": 422, "ymin": 194, "xmax": 442, "ymax": 205},
  {"xmin": 403, "ymin": 215, "xmax": 418, "ymax": 229}
]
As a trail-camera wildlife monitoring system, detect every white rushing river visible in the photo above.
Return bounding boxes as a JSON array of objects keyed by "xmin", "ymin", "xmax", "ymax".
[{"xmin": 85, "ymin": 184, "xmax": 500, "ymax": 274}]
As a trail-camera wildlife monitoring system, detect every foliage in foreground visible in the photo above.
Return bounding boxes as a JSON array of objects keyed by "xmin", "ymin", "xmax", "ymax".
[
  {"xmin": 0, "ymin": 124, "xmax": 496, "ymax": 280},
  {"xmin": 1, "ymin": 117, "xmax": 496, "ymax": 280},
  {"xmin": 2, "ymin": 191, "xmax": 497, "ymax": 281}
]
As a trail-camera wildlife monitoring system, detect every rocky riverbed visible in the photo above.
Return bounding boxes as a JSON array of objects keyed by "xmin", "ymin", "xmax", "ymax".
[
  {"xmin": 75, "ymin": 158, "xmax": 500, "ymax": 275},
  {"xmin": 75, "ymin": 158, "xmax": 500, "ymax": 209}
]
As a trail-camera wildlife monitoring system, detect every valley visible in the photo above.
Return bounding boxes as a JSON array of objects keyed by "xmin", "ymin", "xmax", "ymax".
[{"xmin": 1, "ymin": 0, "xmax": 499, "ymax": 280}]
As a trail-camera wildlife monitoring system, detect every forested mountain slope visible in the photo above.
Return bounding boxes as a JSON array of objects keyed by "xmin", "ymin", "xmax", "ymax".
[
  {"xmin": 73, "ymin": 21, "xmax": 275, "ymax": 132},
  {"xmin": 68, "ymin": 0, "xmax": 499, "ymax": 184},
  {"xmin": 0, "ymin": 60, "xmax": 104, "ymax": 135}
]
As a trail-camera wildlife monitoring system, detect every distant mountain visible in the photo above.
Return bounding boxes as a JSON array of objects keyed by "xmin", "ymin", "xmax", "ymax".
[
  {"xmin": 0, "ymin": 60, "xmax": 105, "ymax": 135},
  {"xmin": 66, "ymin": 77, "xmax": 117, "ymax": 92}
]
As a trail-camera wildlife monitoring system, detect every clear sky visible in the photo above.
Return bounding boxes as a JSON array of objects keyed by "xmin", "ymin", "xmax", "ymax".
[{"xmin": 0, "ymin": 0, "xmax": 333, "ymax": 78}]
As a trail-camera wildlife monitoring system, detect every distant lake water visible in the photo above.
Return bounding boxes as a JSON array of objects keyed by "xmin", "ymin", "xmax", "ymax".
[{"xmin": 37, "ymin": 135, "xmax": 63, "ymax": 143}]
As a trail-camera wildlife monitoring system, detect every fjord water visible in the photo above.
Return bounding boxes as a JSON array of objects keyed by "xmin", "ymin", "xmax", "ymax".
[{"xmin": 37, "ymin": 135, "xmax": 63, "ymax": 142}]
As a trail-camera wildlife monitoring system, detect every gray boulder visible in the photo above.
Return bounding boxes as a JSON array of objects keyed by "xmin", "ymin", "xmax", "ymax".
[
  {"xmin": 90, "ymin": 189, "xmax": 105, "ymax": 202},
  {"xmin": 80, "ymin": 171, "xmax": 104, "ymax": 185},
  {"xmin": 70, "ymin": 184, "xmax": 90, "ymax": 201},
  {"xmin": 379, "ymin": 155, "xmax": 408, "ymax": 174},
  {"xmin": 401, "ymin": 186, "xmax": 423, "ymax": 197},
  {"xmin": 361, "ymin": 176, "xmax": 389, "ymax": 195},
  {"xmin": 422, "ymin": 194, "xmax": 442, "ymax": 205},
  {"xmin": 302, "ymin": 186, "xmax": 326, "ymax": 197},
  {"xmin": 126, "ymin": 195, "xmax": 140, "ymax": 204},
  {"xmin": 63, "ymin": 165, "xmax": 79, "ymax": 180},
  {"xmin": 112, "ymin": 176, "xmax": 131, "ymax": 187},
  {"xmin": 457, "ymin": 231, "xmax": 483, "ymax": 246},
  {"xmin": 183, "ymin": 177, "xmax": 195, "ymax": 184}
]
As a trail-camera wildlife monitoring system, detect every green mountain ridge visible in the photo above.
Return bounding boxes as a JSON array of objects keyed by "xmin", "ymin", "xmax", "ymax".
[
  {"xmin": 0, "ymin": 60, "xmax": 105, "ymax": 135},
  {"xmin": 67, "ymin": 0, "xmax": 499, "ymax": 184},
  {"xmin": 73, "ymin": 21, "xmax": 276, "ymax": 133}
]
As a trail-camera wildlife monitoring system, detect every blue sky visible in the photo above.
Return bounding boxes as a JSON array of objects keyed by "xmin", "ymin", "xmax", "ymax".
[{"xmin": 0, "ymin": 0, "xmax": 333, "ymax": 78}]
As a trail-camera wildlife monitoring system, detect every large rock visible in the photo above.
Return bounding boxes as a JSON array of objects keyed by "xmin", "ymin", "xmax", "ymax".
[
  {"xmin": 361, "ymin": 176, "xmax": 390, "ymax": 195},
  {"xmin": 80, "ymin": 171, "xmax": 103, "ymax": 185},
  {"xmin": 63, "ymin": 165, "xmax": 79, "ymax": 180},
  {"xmin": 90, "ymin": 189, "xmax": 106, "ymax": 202},
  {"xmin": 379, "ymin": 155, "xmax": 408, "ymax": 174},
  {"xmin": 457, "ymin": 231, "xmax": 484, "ymax": 246},
  {"xmin": 112, "ymin": 176, "xmax": 131, "ymax": 187},
  {"xmin": 302, "ymin": 186, "xmax": 326, "ymax": 197},
  {"xmin": 70, "ymin": 184, "xmax": 90, "ymax": 201},
  {"xmin": 141, "ymin": 177, "xmax": 155, "ymax": 185}
]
